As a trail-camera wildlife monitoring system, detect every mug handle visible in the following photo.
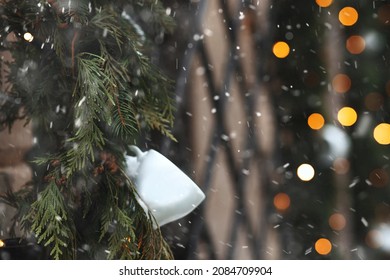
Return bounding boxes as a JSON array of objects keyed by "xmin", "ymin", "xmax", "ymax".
[
  {"xmin": 128, "ymin": 145, "xmax": 146, "ymax": 159},
  {"xmin": 125, "ymin": 146, "xmax": 146, "ymax": 178}
]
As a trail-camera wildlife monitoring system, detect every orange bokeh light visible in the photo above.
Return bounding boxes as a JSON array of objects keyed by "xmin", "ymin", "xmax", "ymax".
[
  {"xmin": 329, "ymin": 213, "xmax": 346, "ymax": 231},
  {"xmin": 273, "ymin": 41, "xmax": 290, "ymax": 58},
  {"xmin": 315, "ymin": 238, "xmax": 332, "ymax": 255},
  {"xmin": 339, "ymin": 7, "xmax": 359, "ymax": 26},
  {"xmin": 316, "ymin": 0, "xmax": 333, "ymax": 8},
  {"xmin": 332, "ymin": 74, "xmax": 351, "ymax": 93},
  {"xmin": 308, "ymin": 113, "xmax": 325, "ymax": 130},
  {"xmin": 346, "ymin": 35, "xmax": 366, "ymax": 54},
  {"xmin": 273, "ymin": 192, "xmax": 291, "ymax": 211}
]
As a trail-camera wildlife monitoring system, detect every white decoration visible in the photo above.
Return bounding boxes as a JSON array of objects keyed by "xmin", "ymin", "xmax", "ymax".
[{"xmin": 125, "ymin": 146, "xmax": 205, "ymax": 228}]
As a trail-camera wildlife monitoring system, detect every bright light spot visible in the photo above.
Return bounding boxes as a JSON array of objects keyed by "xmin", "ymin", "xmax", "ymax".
[
  {"xmin": 339, "ymin": 7, "xmax": 359, "ymax": 26},
  {"xmin": 337, "ymin": 107, "xmax": 357, "ymax": 126},
  {"xmin": 315, "ymin": 238, "xmax": 332, "ymax": 255},
  {"xmin": 329, "ymin": 213, "xmax": 346, "ymax": 231},
  {"xmin": 332, "ymin": 74, "xmax": 351, "ymax": 93},
  {"xmin": 272, "ymin": 41, "xmax": 290, "ymax": 58},
  {"xmin": 23, "ymin": 32, "xmax": 34, "ymax": 42},
  {"xmin": 321, "ymin": 125, "xmax": 351, "ymax": 157},
  {"xmin": 0, "ymin": 239, "xmax": 4, "ymax": 247},
  {"xmin": 315, "ymin": 0, "xmax": 333, "ymax": 8},
  {"xmin": 273, "ymin": 192, "xmax": 291, "ymax": 211},
  {"xmin": 308, "ymin": 113, "xmax": 325, "ymax": 130},
  {"xmin": 373, "ymin": 123, "xmax": 390, "ymax": 145},
  {"xmin": 371, "ymin": 224, "xmax": 390, "ymax": 252},
  {"xmin": 346, "ymin": 35, "xmax": 365, "ymax": 54},
  {"xmin": 297, "ymin": 163, "xmax": 315, "ymax": 181}
]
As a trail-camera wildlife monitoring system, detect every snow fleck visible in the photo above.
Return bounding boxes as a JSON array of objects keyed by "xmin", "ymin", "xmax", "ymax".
[
  {"xmin": 196, "ymin": 67, "xmax": 205, "ymax": 76},
  {"xmin": 273, "ymin": 224, "xmax": 280, "ymax": 229},
  {"xmin": 256, "ymin": 112, "xmax": 262, "ymax": 117},
  {"xmin": 221, "ymin": 134, "xmax": 229, "ymax": 141},
  {"xmin": 361, "ymin": 217, "xmax": 369, "ymax": 227},
  {"xmin": 78, "ymin": 96, "xmax": 86, "ymax": 107},
  {"xmin": 242, "ymin": 169, "xmax": 250, "ymax": 175},
  {"xmin": 239, "ymin": 12, "xmax": 245, "ymax": 20},
  {"xmin": 349, "ymin": 177, "xmax": 360, "ymax": 188},
  {"xmin": 305, "ymin": 247, "xmax": 312, "ymax": 255},
  {"xmin": 211, "ymin": 108, "xmax": 217, "ymax": 114},
  {"xmin": 55, "ymin": 215, "xmax": 62, "ymax": 222},
  {"xmin": 102, "ymin": 28, "xmax": 108, "ymax": 37},
  {"xmin": 204, "ymin": 29, "xmax": 213, "ymax": 37}
]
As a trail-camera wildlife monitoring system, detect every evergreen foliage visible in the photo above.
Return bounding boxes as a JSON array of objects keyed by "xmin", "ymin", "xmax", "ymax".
[{"xmin": 0, "ymin": 0, "xmax": 175, "ymax": 259}]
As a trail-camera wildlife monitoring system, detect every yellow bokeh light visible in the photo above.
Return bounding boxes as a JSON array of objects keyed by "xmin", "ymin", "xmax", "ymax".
[
  {"xmin": 337, "ymin": 107, "xmax": 357, "ymax": 126},
  {"xmin": 346, "ymin": 35, "xmax": 366, "ymax": 54},
  {"xmin": 329, "ymin": 213, "xmax": 346, "ymax": 231},
  {"xmin": 308, "ymin": 113, "xmax": 325, "ymax": 130},
  {"xmin": 273, "ymin": 41, "xmax": 290, "ymax": 58},
  {"xmin": 339, "ymin": 7, "xmax": 359, "ymax": 26},
  {"xmin": 332, "ymin": 74, "xmax": 351, "ymax": 93},
  {"xmin": 297, "ymin": 163, "xmax": 315, "ymax": 181},
  {"xmin": 23, "ymin": 32, "xmax": 34, "ymax": 42},
  {"xmin": 373, "ymin": 123, "xmax": 390, "ymax": 145},
  {"xmin": 0, "ymin": 239, "xmax": 4, "ymax": 247},
  {"xmin": 273, "ymin": 192, "xmax": 291, "ymax": 211},
  {"xmin": 315, "ymin": 238, "xmax": 332, "ymax": 255},
  {"xmin": 316, "ymin": 0, "xmax": 333, "ymax": 8}
]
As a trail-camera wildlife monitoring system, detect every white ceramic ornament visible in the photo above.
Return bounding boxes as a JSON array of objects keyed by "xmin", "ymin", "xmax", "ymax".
[{"xmin": 125, "ymin": 145, "xmax": 205, "ymax": 228}]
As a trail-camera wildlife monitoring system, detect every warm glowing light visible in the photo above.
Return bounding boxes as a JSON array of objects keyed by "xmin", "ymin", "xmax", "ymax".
[
  {"xmin": 337, "ymin": 107, "xmax": 357, "ymax": 126},
  {"xmin": 369, "ymin": 168, "xmax": 389, "ymax": 187},
  {"xmin": 346, "ymin": 35, "xmax": 366, "ymax": 54},
  {"xmin": 329, "ymin": 213, "xmax": 346, "ymax": 231},
  {"xmin": 23, "ymin": 32, "xmax": 34, "ymax": 42},
  {"xmin": 308, "ymin": 113, "xmax": 325, "ymax": 130},
  {"xmin": 332, "ymin": 74, "xmax": 351, "ymax": 93},
  {"xmin": 339, "ymin": 7, "xmax": 359, "ymax": 26},
  {"xmin": 365, "ymin": 92, "xmax": 384, "ymax": 111},
  {"xmin": 333, "ymin": 158, "xmax": 350, "ymax": 175},
  {"xmin": 297, "ymin": 163, "xmax": 315, "ymax": 181},
  {"xmin": 0, "ymin": 239, "xmax": 4, "ymax": 247},
  {"xmin": 373, "ymin": 123, "xmax": 390, "ymax": 145},
  {"xmin": 272, "ymin": 41, "xmax": 290, "ymax": 58},
  {"xmin": 273, "ymin": 192, "xmax": 291, "ymax": 211},
  {"xmin": 315, "ymin": 0, "xmax": 333, "ymax": 8},
  {"xmin": 315, "ymin": 238, "xmax": 332, "ymax": 255}
]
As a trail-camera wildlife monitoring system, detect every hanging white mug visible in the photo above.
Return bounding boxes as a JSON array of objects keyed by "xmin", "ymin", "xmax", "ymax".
[{"xmin": 125, "ymin": 145, "xmax": 205, "ymax": 228}]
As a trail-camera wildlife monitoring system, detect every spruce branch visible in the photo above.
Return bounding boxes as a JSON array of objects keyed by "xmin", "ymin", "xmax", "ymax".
[{"xmin": 22, "ymin": 180, "xmax": 74, "ymax": 259}]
